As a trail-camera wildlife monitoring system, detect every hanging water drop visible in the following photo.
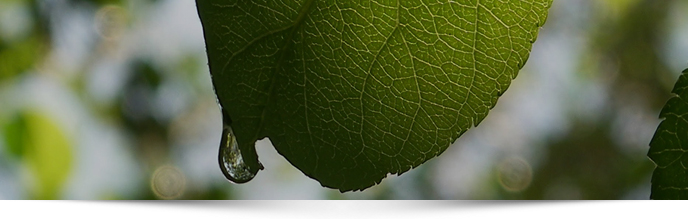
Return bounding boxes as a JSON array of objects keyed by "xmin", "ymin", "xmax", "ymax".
[{"xmin": 218, "ymin": 122, "xmax": 256, "ymax": 183}]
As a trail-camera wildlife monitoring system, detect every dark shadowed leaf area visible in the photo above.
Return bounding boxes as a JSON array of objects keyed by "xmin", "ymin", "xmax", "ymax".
[{"xmin": 649, "ymin": 68, "xmax": 688, "ymax": 199}]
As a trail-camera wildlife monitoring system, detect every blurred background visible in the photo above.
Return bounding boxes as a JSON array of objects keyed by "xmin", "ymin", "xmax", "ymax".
[{"xmin": 0, "ymin": 0, "xmax": 687, "ymax": 200}]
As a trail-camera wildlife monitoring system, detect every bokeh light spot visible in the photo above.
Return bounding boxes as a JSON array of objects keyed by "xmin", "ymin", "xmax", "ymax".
[
  {"xmin": 94, "ymin": 5, "xmax": 128, "ymax": 41},
  {"xmin": 150, "ymin": 165, "xmax": 186, "ymax": 200},
  {"xmin": 497, "ymin": 157, "xmax": 533, "ymax": 192}
]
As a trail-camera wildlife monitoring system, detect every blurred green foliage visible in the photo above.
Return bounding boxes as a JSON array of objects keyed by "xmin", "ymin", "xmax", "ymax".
[
  {"xmin": 0, "ymin": 0, "xmax": 685, "ymax": 199},
  {"xmin": 3, "ymin": 111, "xmax": 73, "ymax": 199}
]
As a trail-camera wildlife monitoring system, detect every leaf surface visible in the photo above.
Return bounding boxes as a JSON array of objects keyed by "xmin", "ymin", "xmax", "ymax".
[
  {"xmin": 196, "ymin": 0, "xmax": 551, "ymax": 191},
  {"xmin": 649, "ymin": 69, "xmax": 688, "ymax": 199}
]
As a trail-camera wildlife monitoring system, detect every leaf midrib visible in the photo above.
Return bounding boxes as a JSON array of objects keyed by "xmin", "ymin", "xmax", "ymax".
[
  {"xmin": 356, "ymin": 1, "xmax": 402, "ymax": 162},
  {"xmin": 250, "ymin": 0, "xmax": 317, "ymax": 144}
]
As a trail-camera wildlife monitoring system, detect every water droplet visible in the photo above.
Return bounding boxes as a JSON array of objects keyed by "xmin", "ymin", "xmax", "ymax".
[{"xmin": 218, "ymin": 123, "xmax": 256, "ymax": 183}]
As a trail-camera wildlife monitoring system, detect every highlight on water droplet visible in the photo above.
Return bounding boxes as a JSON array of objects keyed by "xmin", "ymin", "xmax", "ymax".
[{"xmin": 218, "ymin": 123, "xmax": 256, "ymax": 184}]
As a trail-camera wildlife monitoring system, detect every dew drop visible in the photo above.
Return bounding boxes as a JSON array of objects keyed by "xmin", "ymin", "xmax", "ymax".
[{"xmin": 218, "ymin": 122, "xmax": 255, "ymax": 183}]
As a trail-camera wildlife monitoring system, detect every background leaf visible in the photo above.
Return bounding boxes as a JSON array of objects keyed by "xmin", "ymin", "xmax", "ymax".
[
  {"xmin": 197, "ymin": 0, "xmax": 552, "ymax": 191},
  {"xmin": 2, "ymin": 111, "xmax": 74, "ymax": 199},
  {"xmin": 649, "ymin": 68, "xmax": 688, "ymax": 199}
]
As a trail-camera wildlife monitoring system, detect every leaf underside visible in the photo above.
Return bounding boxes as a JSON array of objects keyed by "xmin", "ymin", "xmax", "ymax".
[
  {"xmin": 649, "ymin": 69, "xmax": 688, "ymax": 199},
  {"xmin": 196, "ymin": 0, "xmax": 551, "ymax": 191}
]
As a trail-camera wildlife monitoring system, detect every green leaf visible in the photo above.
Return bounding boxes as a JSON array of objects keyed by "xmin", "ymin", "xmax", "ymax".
[
  {"xmin": 649, "ymin": 68, "xmax": 688, "ymax": 199},
  {"xmin": 1, "ymin": 111, "xmax": 74, "ymax": 199},
  {"xmin": 196, "ymin": 0, "xmax": 551, "ymax": 191},
  {"xmin": 2, "ymin": 113, "xmax": 28, "ymax": 157}
]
